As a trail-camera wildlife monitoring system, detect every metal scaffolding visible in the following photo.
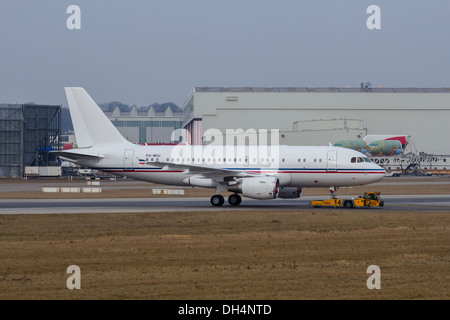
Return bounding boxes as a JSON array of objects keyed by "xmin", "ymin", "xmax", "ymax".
[{"xmin": 0, "ymin": 104, "xmax": 61, "ymax": 177}]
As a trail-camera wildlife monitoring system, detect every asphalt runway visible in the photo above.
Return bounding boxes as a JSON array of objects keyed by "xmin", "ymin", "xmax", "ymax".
[{"xmin": 1, "ymin": 194, "xmax": 450, "ymax": 214}]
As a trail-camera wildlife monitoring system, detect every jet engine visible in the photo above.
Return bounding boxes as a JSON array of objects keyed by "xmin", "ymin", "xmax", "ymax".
[
  {"xmin": 277, "ymin": 187, "xmax": 302, "ymax": 199},
  {"xmin": 228, "ymin": 176, "xmax": 279, "ymax": 200}
]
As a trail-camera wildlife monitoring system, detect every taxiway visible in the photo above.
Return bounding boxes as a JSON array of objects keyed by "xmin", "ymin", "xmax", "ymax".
[{"xmin": 1, "ymin": 194, "xmax": 450, "ymax": 214}]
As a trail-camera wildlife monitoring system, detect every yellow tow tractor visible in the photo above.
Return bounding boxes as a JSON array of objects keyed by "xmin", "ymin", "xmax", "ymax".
[{"xmin": 310, "ymin": 192, "xmax": 384, "ymax": 209}]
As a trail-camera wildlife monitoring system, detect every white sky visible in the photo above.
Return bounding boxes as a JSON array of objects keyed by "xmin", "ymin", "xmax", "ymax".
[{"xmin": 0, "ymin": 0, "xmax": 449, "ymax": 107}]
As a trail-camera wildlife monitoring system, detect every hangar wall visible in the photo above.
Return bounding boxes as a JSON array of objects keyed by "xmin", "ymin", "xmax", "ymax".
[
  {"xmin": 183, "ymin": 88, "xmax": 450, "ymax": 154},
  {"xmin": 103, "ymin": 105, "xmax": 183, "ymax": 144},
  {"xmin": 0, "ymin": 104, "xmax": 61, "ymax": 177}
]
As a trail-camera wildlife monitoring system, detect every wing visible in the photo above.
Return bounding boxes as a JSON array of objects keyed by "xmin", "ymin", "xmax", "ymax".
[{"xmin": 154, "ymin": 161, "xmax": 262, "ymax": 182}]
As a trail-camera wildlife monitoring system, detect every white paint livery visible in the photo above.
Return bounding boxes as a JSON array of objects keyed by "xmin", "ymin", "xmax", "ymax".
[{"xmin": 55, "ymin": 88, "xmax": 385, "ymax": 206}]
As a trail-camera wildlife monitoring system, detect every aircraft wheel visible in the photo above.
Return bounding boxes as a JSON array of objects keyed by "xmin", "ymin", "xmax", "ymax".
[
  {"xmin": 210, "ymin": 194, "xmax": 225, "ymax": 207},
  {"xmin": 228, "ymin": 193, "xmax": 242, "ymax": 206}
]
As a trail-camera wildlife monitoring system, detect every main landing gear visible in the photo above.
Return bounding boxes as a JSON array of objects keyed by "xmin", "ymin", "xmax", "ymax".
[{"xmin": 210, "ymin": 193, "xmax": 242, "ymax": 207}]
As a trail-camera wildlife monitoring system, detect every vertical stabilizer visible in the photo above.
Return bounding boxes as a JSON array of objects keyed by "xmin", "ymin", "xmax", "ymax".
[{"xmin": 65, "ymin": 87, "xmax": 130, "ymax": 148}]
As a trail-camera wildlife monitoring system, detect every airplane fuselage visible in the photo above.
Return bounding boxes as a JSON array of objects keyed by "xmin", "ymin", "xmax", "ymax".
[{"xmin": 68, "ymin": 143, "xmax": 385, "ymax": 188}]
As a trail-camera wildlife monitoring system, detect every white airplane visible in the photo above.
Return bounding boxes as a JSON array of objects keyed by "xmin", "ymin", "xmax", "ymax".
[{"xmin": 54, "ymin": 87, "xmax": 386, "ymax": 206}]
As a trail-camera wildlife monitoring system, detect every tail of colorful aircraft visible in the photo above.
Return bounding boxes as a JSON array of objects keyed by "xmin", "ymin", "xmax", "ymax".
[{"xmin": 64, "ymin": 87, "xmax": 131, "ymax": 148}]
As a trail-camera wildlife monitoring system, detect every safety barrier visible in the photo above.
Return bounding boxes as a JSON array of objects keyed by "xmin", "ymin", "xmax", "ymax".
[
  {"xmin": 42, "ymin": 180, "xmax": 102, "ymax": 193},
  {"xmin": 61, "ymin": 187, "xmax": 81, "ymax": 193},
  {"xmin": 82, "ymin": 187, "xmax": 102, "ymax": 193},
  {"xmin": 152, "ymin": 189, "xmax": 185, "ymax": 195}
]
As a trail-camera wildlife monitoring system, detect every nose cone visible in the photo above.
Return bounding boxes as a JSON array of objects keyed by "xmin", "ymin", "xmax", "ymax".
[{"xmin": 371, "ymin": 163, "xmax": 386, "ymax": 182}]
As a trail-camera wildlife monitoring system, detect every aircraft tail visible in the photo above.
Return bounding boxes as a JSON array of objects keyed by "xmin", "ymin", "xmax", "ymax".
[{"xmin": 65, "ymin": 87, "xmax": 131, "ymax": 148}]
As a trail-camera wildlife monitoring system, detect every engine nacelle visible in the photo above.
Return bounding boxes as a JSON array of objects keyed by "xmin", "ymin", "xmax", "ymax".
[
  {"xmin": 183, "ymin": 176, "xmax": 216, "ymax": 188},
  {"xmin": 277, "ymin": 187, "xmax": 302, "ymax": 199},
  {"xmin": 228, "ymin": 176, "xmax": 279, "ymax": 200}
]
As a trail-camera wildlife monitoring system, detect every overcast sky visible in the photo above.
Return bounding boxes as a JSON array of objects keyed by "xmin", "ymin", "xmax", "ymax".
[{"xmin": 0, "ymin": 0, "xmax": 449, "ymax": 107}]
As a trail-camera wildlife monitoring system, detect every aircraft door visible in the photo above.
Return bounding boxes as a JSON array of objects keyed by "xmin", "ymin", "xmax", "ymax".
[
  {"xmin": 326, "ymin": 150, "xmax": 338, "ymax": 171},
  {"xmin": 124, "ymin": 149, "xmax": 135, "ymax": 171},
  {"xmin": 244, "ymin": 155, "xmax": 249, "ymax": 167},
  {"xmin": 244, "ymin": 145, "xmax": 249, "ymax": 167}
]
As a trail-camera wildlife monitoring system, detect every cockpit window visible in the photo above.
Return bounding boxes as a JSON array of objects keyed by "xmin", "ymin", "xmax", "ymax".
[{"xmin": 351, "ymin": 157, "xmax": 369, "ymax": 163}]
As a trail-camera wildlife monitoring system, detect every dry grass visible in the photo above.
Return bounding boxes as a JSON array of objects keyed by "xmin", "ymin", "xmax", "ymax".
[
  {"xmin": 2, "ymin": 178, "xmax": 450, "ymax": 199},
  {"xmin": 0, "ymin": 210, "xmax": 448, "ymax": 300},
  {"xmin": 1, "ymin": 177, "xmax": 449, "ymax": 300}
]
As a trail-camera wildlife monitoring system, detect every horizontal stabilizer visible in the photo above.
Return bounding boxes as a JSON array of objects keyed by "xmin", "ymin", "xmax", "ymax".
[{"xmin": 51, "ymin": 150, "xmax": 104, "ymax": 161}]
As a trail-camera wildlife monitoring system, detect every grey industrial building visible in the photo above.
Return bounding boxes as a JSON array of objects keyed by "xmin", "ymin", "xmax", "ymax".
[
  {"xmin": 3, "ymin": 86, "xmax": 450, "ymax": 177},
  {"xmin": 0, "ymin": 104, "xmax": 61, "ymax": 177},
  {"xmin": 102, "ymin": 104, "xmax": 184, "ymax": 144},
  {"xmin": 182, "ymin": 87, "xmax": 450, "ymax": 155}
]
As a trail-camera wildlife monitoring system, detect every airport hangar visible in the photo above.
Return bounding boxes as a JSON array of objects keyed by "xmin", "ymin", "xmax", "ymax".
[
  {"xmin": 182, "ymin": 87, "xmax": 450, "ymax": 155},
  {"xmin": 102, "ymin": 104, "xmax": 184, "ymax": 144},
  {"xmin": 0, "ymin": 104, "xmax": 61, "ymax": 177}
]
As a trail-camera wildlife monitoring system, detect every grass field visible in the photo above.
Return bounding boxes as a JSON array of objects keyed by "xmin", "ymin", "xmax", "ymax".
[
  {"xmin": 0, "ymin": 209, "xmax": 448, "ymax": 300},
  {"xmin": 0, "ymin": 177, "xmax": 449, "ymax": 300}
]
